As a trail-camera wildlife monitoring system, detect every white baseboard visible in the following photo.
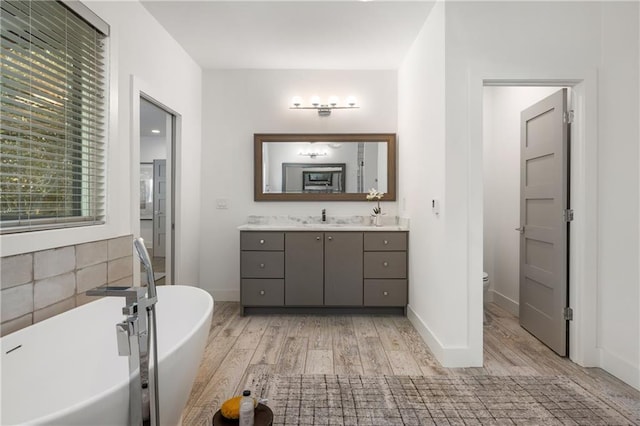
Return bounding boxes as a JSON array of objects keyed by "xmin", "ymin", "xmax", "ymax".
[
  {"xmin": 407, "ymin": 304, "xmax": 477, "ymax": 367},
  {"xmin": 600, "ymin": 348, "xmax": 640, "ymax": 391},
  {"xmin": 211, "ymin": 289, "xmax": 240, "ymax": 302},
  {"xmin": 491, "ymin": 289, "xmax": 519, "ymax": 316}
]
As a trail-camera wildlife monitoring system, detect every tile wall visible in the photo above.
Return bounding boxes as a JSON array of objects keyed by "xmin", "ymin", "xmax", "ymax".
[{"xmin": 1, "ymin": 235, "xmax": 134, "ymax": 336}]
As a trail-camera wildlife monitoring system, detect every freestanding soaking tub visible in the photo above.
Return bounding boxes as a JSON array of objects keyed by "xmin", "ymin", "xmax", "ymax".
[{"xmin": 1, "ymin": 285, "xmax": 213, "ymax": 425}]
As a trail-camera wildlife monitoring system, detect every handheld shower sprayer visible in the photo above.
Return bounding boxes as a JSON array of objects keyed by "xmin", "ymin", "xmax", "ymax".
[
  {"xmin": 133, "ymin": 237, "xmax": 160, "ymax": 425},
  {"xmin": 133, "ymin": 238, "xmax": 156, "ymax": 300}
]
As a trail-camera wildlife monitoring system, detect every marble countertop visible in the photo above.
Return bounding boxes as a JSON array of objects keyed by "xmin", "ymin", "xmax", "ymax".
[
  {"xmin": 238, "ymin": 215, "xmax": 409, "ymax": 232},
  {"xmin": 238, "ymin": 223, "xmax": 408, "ymax": 231}
]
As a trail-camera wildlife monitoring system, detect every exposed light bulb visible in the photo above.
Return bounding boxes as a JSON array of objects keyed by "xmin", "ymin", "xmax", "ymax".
[
  {"xmin": 328, "ymin": 96, "xmax": 339, "ymax": 107},
  {"xmin": 310, "ymin": 95, "xmax": 321, "ymax": 107},
  {"xmin": 346, "ymin": 96, "xmax": 357, "ymax": 107},
  {"xmin": 291, "ymin": 96, "xmax": 302, "ymax": 107}
]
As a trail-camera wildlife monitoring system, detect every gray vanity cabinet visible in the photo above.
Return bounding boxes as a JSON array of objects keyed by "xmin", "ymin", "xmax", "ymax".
[
  {"xmin": 363, "ymin": 232, "xmax": 408, "ymax": 307},
  {"xmin": 240, "ymin": 230, "xmax": 407, "ymax": 313},
  {"xmin": 240, "ymin": 232, "xmax": 285, "ymax": 310},
  {"xmin": 284, "ymin": 232, "xmax": 324, "ymax": 305},
  {"xmin": 324, "ymin": 232, "xmax": 363, "ymax": 306}
]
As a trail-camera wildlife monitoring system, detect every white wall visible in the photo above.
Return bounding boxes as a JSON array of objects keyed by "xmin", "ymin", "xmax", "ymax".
[
  {"xmin": 441, "ymin": 1, "xmax": 638, "ymax": 387},
  {"xmin": 200, "ymin": 69, "xmax": 397, "ymax": 300},
  {"xmin": 398, "ymin": 2, "xmax": 453, "ymax": 363},
  {"xmin": 140, "ymin": 136, "xmax": 167, "ymax": 163},
  {"xmin": 88, "ymin": 2, "xmax": 203, "ymax": 286},
  {"xmin": 482, "ymin": 86, "xmax": 561, "ymax": 315}
]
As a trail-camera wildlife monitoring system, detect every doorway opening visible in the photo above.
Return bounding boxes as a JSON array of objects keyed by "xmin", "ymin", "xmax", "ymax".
[
  {"xmin": 482, "ymin": 85, "xmax": 572, "ymax": 356},
  {"xmin": 139, "ymin": 96, "xmax": 176, "ymax": 285}
]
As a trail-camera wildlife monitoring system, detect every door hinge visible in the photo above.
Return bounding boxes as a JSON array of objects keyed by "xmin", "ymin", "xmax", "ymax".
[
  {"xmin": 563, "ymin": 307, "xmax": 573, "ymax": 321},
  {"xmin": 563, "ymin": 110, "xmax": 575, "ymax": 124},
  {"xmin": 563, "ymin": 209, "xmax": 574, "ymax": 222}
]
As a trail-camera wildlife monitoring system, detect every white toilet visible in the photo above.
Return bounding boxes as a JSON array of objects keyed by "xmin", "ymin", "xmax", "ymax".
[{"xmin": 483, "ymin": 272, "xmax": 490, "ymax": 323}]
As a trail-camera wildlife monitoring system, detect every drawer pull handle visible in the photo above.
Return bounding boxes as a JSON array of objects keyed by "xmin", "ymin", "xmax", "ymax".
[
  {"xmin": 259, "ymin": 239, "xmax": 265, "ymax": 244},
  {"xmin": 259, "ymin": 290, "xmax": 265, "ymax": 296},
  {"xmin": 328, "ymin": 236, "xmax": 333, "ymax": 241},
  {"xmin": 383, "ymin": 240, "xmax": 388, "ymax": 245},
  {"xmin": 383, "ymin": 291, "xmax": 389, "ymax": 296},
  {"xmin": 316, "ymin": 236, "xmax": 321, "ymax": 241},
  {"xmin": 383, "ymin": 261, "xmax": 389, "ymax": 267},
  {"xmin": 259, "ymin": 263, "xmax": 265, "ymax": 268}
]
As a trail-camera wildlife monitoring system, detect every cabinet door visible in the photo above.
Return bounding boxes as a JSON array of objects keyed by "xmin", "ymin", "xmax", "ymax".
[
  {"xmin": 240, "ymin": 232, "xmax": 284, "ymax": 251},
  {"xmin": 364, "ymin": 232, "xmax": 407, "ymax": 251},
  {"xmin": 241, "ymin": 252, "xmax": 284, "ymax": 278},
  {"xmin": 325, "ymin": 232, "xmax": 363, "ymax": 306},
  {"xmin": 363, "ymin": 252, "xmax": 407, "ymax": 279},
  {"xmin": 364, "ymin": 279, "xmax": 407, "ymax": 306},
  {"xmin": 285, "ymin": 232, "xmax": 324, "ymax": 305}
]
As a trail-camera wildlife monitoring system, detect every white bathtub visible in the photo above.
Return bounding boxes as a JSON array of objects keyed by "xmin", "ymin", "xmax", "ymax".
[{"xmin": 1, "ymin": 285, "xmax": 213, "ymax": 425}]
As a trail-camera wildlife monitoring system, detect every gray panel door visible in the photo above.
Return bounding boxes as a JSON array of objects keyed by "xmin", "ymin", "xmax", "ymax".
[
  {"xmin": 152, "ymin": 159, "xmax": 167, "ymax": 257},
  {"xmin": 325, "ymin": 232, "xmax": 363, "ymax": 306},
  {"xmin": 519, "ymin": 89, "xmax": 569, "ymax": 356},
  {"xmin": 285, "ymin": 232, "xmax": 324, "ymax": 305}
]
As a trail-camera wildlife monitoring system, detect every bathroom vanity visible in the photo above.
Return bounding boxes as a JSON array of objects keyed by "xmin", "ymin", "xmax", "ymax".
[{"xmin": 239, "ymin": 222, "xmax": 408, "ymax": 315}]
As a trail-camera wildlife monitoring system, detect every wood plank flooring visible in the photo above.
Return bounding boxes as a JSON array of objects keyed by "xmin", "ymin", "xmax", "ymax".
[{"xmin": 181, "ymin": 302, "xmax": 640, "ymax": 425}]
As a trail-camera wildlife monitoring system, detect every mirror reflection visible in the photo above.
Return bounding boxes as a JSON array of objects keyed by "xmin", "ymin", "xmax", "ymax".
[{"xmin": 254, "ymin": 134, "xmax": 396, "ymax": 201}]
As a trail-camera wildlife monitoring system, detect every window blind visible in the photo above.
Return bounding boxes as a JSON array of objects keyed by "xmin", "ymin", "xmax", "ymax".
[{"xmin": 0, "ymin": 0, "xmax": 107, "ymax": 233}]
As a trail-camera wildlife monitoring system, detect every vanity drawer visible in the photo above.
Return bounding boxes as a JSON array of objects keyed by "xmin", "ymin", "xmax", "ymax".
[
  {"xmin": 364, "ymin": 280, "xmax": 407, "ymax": 306},
  {"xmin": 240, "ymin": 232, "xmax": 284, "ymax": 251},
  {"xmin": 364, "ymin": 232, "xmax": 407, "ymax": 251},
  {"xmin": 241, "ymin": 252, "xmax": 284, "ymax": 278},
  {"xmin": 364, "ymin": 252, "xmax": 407, "ymax": 278},
  {"xmin": 241, "ymin": 279, "xmax": 284, "ymax": 306}
]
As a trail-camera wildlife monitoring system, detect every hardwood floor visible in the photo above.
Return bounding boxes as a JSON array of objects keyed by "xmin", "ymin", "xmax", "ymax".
[{"xmin": 181, "ymin": 302, "xmax": 640, "ymax": 425}]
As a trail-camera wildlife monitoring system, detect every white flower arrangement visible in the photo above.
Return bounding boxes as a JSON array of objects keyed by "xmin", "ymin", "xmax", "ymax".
[{"xmin": 366, "ymin": 188, "xmax": 384, "ymax": 215}]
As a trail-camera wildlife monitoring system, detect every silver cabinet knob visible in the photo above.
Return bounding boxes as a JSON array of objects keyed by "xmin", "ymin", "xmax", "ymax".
[
  {"xmin": 259, "ymin": 263, "xmax": 265, "ymax": 268},
  {"xmin": 328, "ymin": 236, "xmax": 333, "ymax": 241},
  {"xmin": 316, "ymin": 236, "xmax": 321, "ymax": 241},
  {"xmin": 515, "ymin": 227, "xmax": 524, "ymax": 234},
  {"xmin": 259, "ymin": 239, "xmax": 265, "ymax": 244},
  {"xmin": 259, "ymin": 290, "xmax": 265, "ymax": 296},
  {"xmin": 383, "ymin": 240, "xmax": 388, "ymax": 245},
  {"xmin": 383, "ymin": 261, "xmax": 389, "ymax": 267},
  {"xmin": 383, "ymin": 291, "xmax": 389, "ymax": 296}
]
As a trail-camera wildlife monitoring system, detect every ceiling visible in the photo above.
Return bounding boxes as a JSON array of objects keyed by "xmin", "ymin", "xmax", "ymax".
[{"xmin": 140, "ymin": 1, "xmax": 434, "ymax": 70}]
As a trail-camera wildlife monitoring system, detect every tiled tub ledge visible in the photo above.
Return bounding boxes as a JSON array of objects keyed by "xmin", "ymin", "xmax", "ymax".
[
  {"xmin": 0, "ymin": 235, "xmax": 134, "ymax": 336},
  {"xmin": 239, "ymin": 215, "xmax": 409, "ymax": 231}
]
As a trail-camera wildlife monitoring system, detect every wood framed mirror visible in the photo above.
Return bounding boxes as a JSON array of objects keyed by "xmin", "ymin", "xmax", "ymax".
[{"xmin": 254, "ymin": 133, "xmax": 396, "ymax": 201}]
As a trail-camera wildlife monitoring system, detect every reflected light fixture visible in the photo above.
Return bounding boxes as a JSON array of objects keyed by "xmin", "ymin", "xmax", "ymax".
[
  {"xmin": 298, "ymin": 151, "xmax": 328, "ymax": 159},
  {"xmin": 290, "ymin": 95, "xmax": 359, "ymax": 116},
  {"xmin": 299, "ymin": 143, "xmax": 329, "ymax": 159}
]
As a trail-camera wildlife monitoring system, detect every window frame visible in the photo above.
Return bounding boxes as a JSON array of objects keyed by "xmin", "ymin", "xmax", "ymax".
[{"xmin": 0, "ymin": 0, "xmax": 110, "ymax": 234}]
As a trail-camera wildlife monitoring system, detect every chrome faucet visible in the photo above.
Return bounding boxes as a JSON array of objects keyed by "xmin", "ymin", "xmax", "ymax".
[
  {"xmin": 322, "ymin": 208, "xmax": 327, "ymax": 222},
  {"xmin": 86, "ymin": 237, "xmax": 160, "ymax": 425}
]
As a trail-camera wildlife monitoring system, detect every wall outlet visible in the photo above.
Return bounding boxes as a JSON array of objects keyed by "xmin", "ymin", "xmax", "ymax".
[{"xmin": 215, "ymin": 198, "xmax": 229, "ymax": 209}]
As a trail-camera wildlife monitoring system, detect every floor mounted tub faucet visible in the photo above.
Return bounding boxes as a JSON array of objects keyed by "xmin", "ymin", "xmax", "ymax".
[{"xmin": 86, "ymin": 237, "xmax": 160, "ymax": 425}]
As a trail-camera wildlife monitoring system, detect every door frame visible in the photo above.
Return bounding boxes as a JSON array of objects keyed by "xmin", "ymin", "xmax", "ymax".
[
  {"xmin": 469, "ymin": 70, "xmax": 599, "ymax": 367},
  {"xmin": 131, "ymin": 75, "xmax": 179, "ymax": 286}
]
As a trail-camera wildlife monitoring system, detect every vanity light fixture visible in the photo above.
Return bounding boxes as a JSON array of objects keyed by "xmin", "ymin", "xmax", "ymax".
[{"xmin": 290, "ymin": 95, "xmax": 359, "ymax": 117}]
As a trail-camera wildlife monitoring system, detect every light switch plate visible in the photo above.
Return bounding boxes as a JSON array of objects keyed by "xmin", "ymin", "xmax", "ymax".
[{"xmin": 215, "ymin": 198, "xmax": 229, "ymax": 209}]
